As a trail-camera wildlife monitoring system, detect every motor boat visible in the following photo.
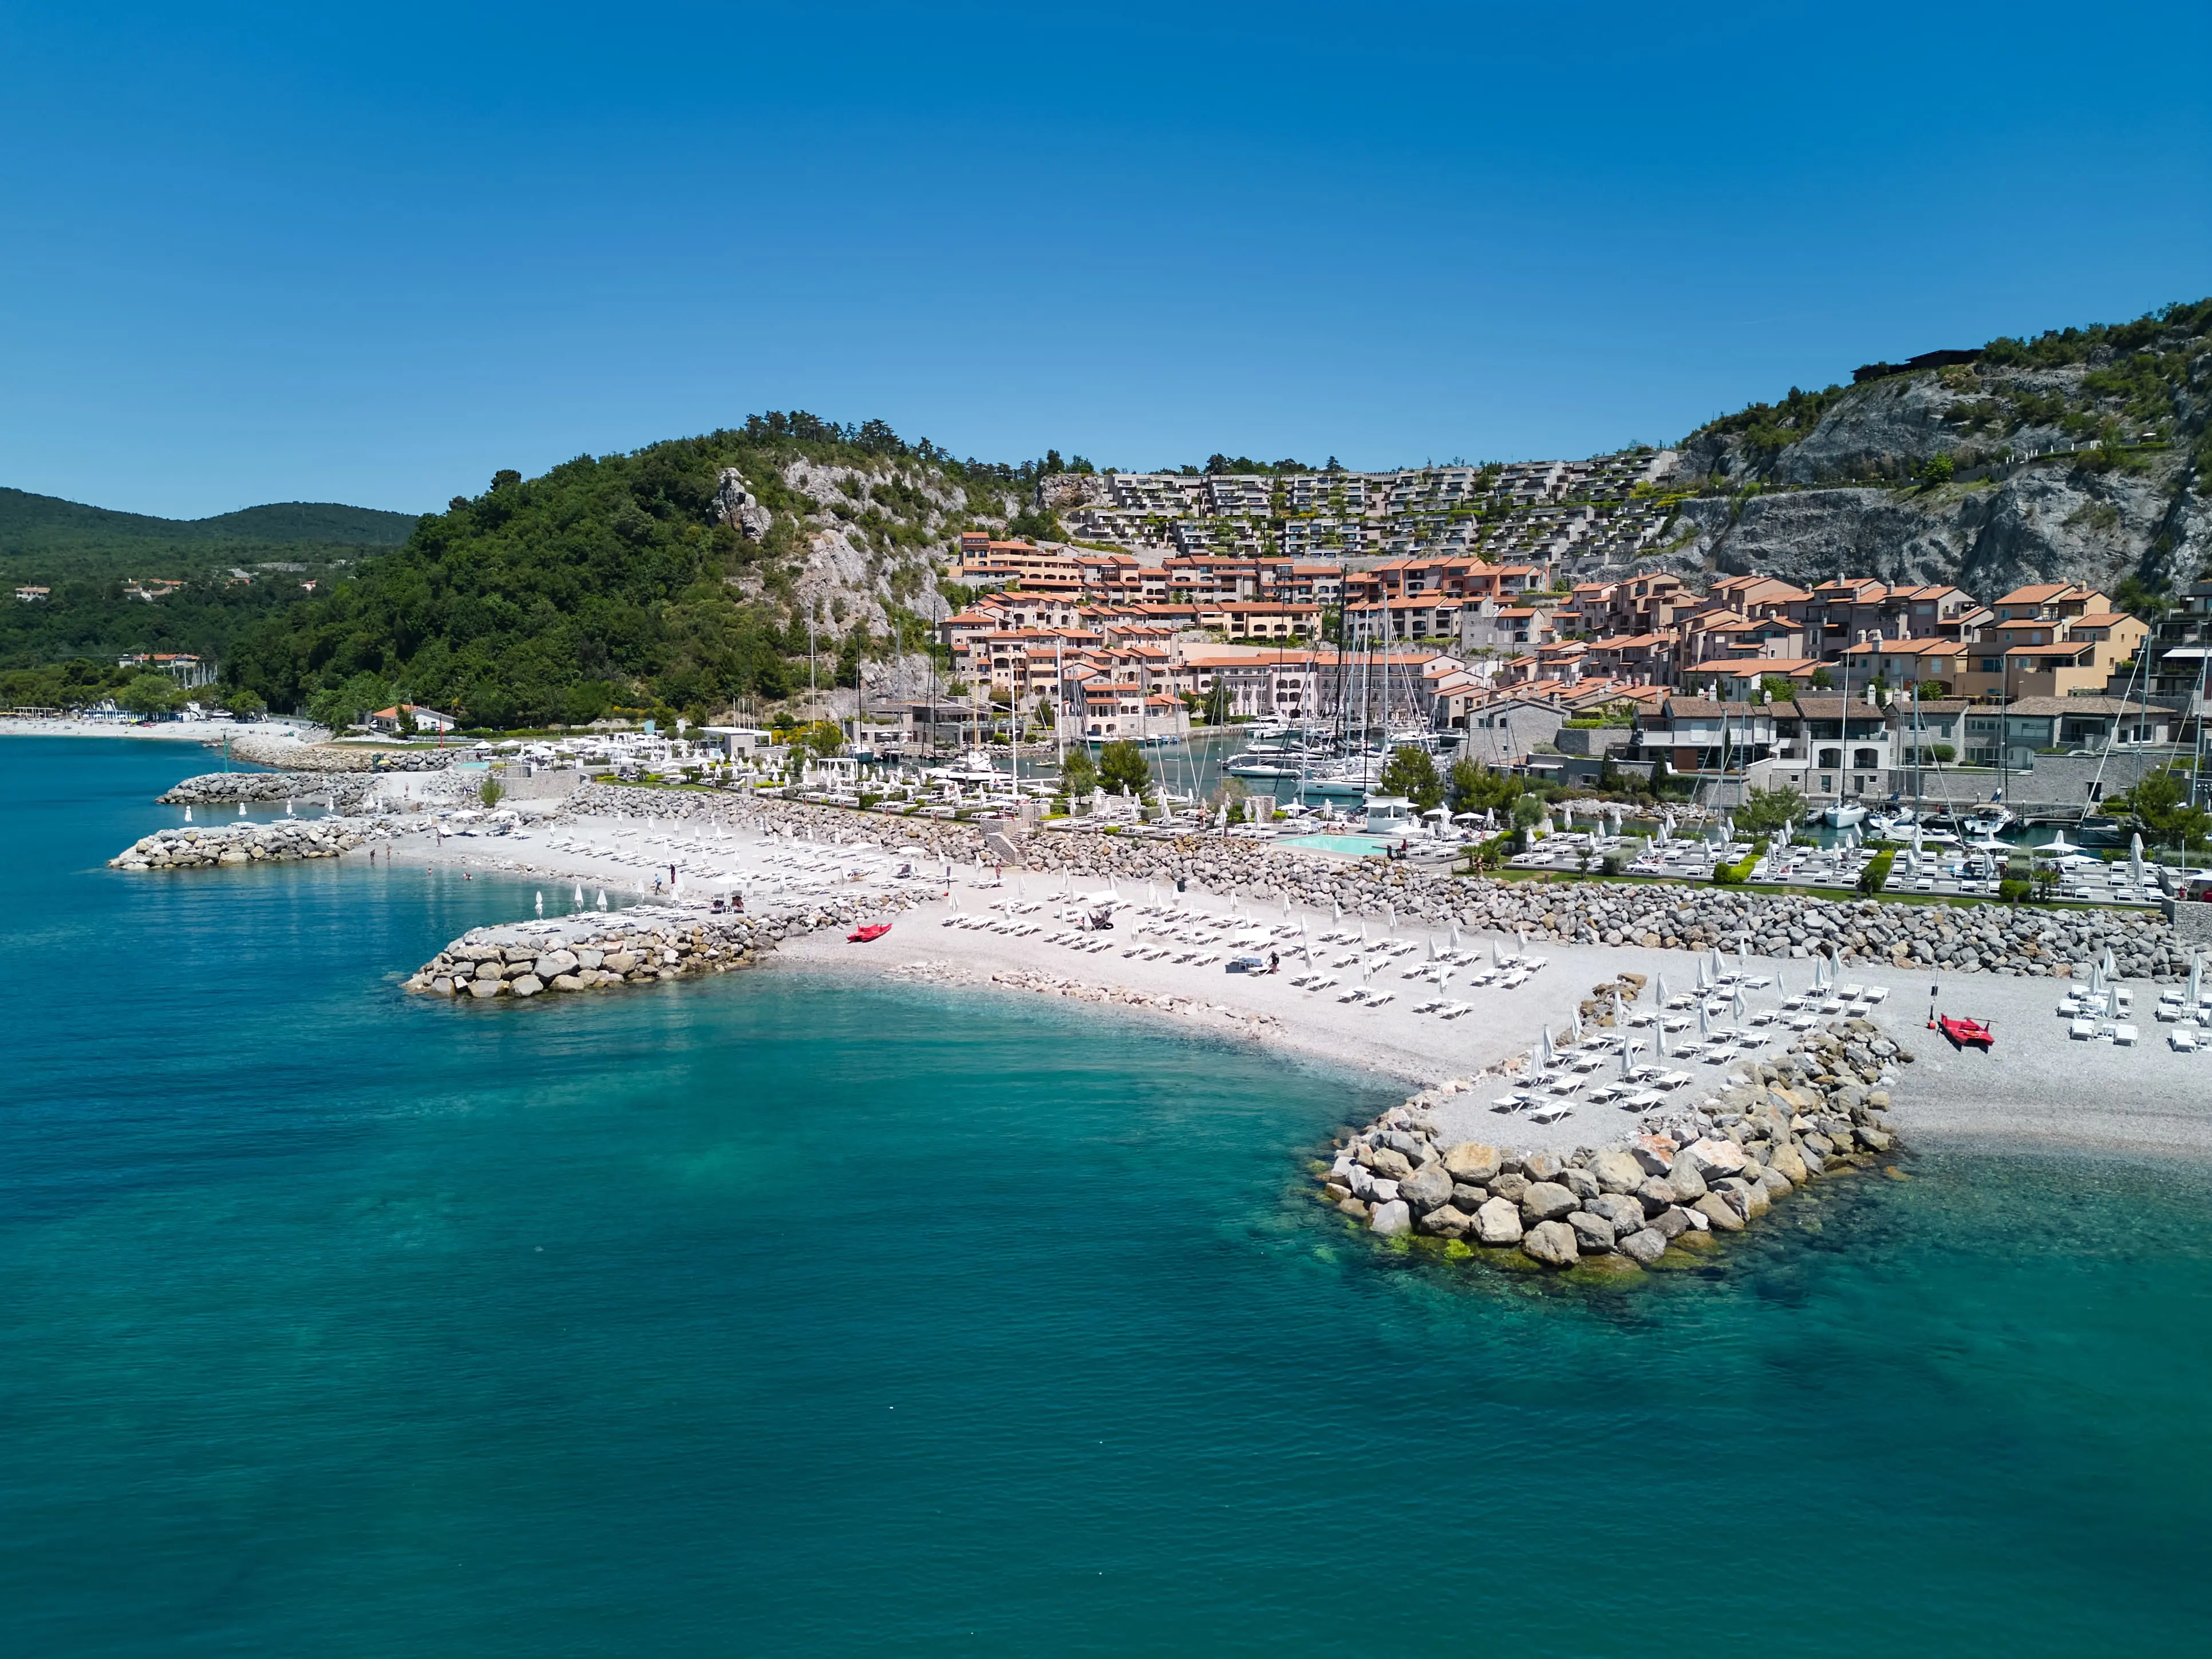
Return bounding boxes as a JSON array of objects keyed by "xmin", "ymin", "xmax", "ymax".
[
  {"xmin": 1224, "ymin": 751, "xmax": 1304, "ymax": 779},
  {"xmin": 1823, "ymin": 803, "xmax": 1868, "ymax": 829}
]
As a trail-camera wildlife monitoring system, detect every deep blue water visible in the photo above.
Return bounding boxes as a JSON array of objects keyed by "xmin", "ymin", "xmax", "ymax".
[{"xmin": 3, "ymin": 738, "xmax": 2207, "ymax": 1656}]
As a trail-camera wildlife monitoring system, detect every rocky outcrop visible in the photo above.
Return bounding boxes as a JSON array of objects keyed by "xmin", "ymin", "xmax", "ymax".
[
  {"xmin": 1323, "ymin": 1017, "xmax": 1911, "ymax": 1276},
  {"xmin": 710, "ymin": 467, "xmax": 773, "ymax": 540},
  {"xmin": 1656, "ymin": 315, "xmax": 2212, "ymax": 595},
  {"xmin": 109, "ymin": 814, "xmax": 415, "ymax": 869},
  {"xmin": 1663, "ymin": 457, "xmax": 2209, "ymax": 599}
]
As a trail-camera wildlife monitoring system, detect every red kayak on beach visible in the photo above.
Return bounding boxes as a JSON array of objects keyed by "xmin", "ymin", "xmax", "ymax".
[
  {"xmin": 1938, "ymin": 1014, "xmax": 1993, "ymax": 1050},
  {"xmin": 847, "ymin": 923, "xmax": 892, "ymax": 943}
]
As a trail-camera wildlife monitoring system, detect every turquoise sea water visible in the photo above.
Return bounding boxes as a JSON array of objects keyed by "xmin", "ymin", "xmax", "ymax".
[{"xmin": 3, "ymin": 738, "xmax": 2208, "ymax": 1656}]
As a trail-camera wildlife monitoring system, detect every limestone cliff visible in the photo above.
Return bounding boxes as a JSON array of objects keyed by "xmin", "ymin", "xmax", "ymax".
[{"xmin": 1654, "ymin": 301, "xmax": 2212, "ymax": 598}]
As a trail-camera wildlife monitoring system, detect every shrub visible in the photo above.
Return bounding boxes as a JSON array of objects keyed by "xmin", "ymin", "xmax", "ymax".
[
  {"xmin": 1712, "ymin": 852, "xmax": 1759, "ymax": 886},
  {"xmin": 479, "ymin": 776, "xmax": 505, "ymax": 809},
  {"xmin": 1857, "ymin": 848, "xmax": 1897, "ymax": 895},
  {"xmin": 1998, "ymin": 878, "xmax": 2031, "ymax": 904}
]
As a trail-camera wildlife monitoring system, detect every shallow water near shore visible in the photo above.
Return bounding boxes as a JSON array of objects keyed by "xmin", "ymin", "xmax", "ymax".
[{"xmin": 4, "ymin": 737, "xmax": 2209, "ymax": 1655}]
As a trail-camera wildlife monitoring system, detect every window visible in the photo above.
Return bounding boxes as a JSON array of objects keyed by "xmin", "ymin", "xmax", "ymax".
[
  {"xmin": 1818, "ymin": 748, "xmax": 1842, "ymax": 768},
  {"xmin": 1853, "ymin": 748, "xmax": 1881, "ymax": 769}
]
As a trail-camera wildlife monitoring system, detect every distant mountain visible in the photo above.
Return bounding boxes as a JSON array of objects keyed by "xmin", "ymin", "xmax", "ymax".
[{"xmin": 0, "ymin": 488, "xmax": 419, "ymax": 582}]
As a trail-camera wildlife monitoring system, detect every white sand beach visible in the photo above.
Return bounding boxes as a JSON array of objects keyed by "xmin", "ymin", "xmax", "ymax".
[{"xmin": 374, "ymin": 800, "xmax": 2212, "ymax": 1162}]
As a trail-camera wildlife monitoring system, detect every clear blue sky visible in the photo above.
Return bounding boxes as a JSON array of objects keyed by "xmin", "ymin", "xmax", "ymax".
[{"xmin": 2, "ymin": 1, "xmax": 2205, "ymax": 519}]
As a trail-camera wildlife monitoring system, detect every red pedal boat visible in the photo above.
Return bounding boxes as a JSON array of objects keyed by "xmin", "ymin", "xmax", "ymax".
[
  {"xmin": 1938, "ymin": 1014, "xmax": 1993, "ymax": 1050},
  {"xmin": 847, "ymin": 923, "xmax": 893, "ymax": 943}
]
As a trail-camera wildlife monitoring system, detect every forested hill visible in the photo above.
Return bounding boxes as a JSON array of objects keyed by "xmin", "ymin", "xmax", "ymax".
[
  {"xmin": 223, "ymin": 415, "xmax": 1043, "ymax": 729},
  {"xmin": 0, "ymin": 488, "xmax": 418, "ymax": 580},
  {"xmin": 0, "ymin": 488, "xmax": 428, "ymax": 706}
]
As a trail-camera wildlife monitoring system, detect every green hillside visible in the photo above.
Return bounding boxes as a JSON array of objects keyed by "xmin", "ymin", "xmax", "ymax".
[
  {"xmin": 222, "ymin": 414, "xmax": 1022, "ymax": 729},
  {"xmin": 0, "ymin": 488, "xmax": 418, "ymax": 583}
]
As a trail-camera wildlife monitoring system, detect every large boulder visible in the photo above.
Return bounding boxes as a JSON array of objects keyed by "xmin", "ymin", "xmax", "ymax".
[
  {"xmin": 1367, "ymin": 1145, "xmax": 1414, "ymax": 1182},
  {"xmin": 1567, "ymin": 1211, "xmax": 1616, "ymax": 1253},
  {"xmin": 1766, "ymin": 1140, "xmax": 1808, "ymax": 1184},
  {"xmin": 1488, "ymin": 1172, "xmax": 1531, "ymax": 1204},
  {"xmin": 1523, "ymin": 1150, "xmax": 1565, "ymax": 1183},
  {"xmin": 1400, "ymin": 1163, "xmax": 1454, "ymax": 1213},
  {"xmin": 1693, "ymin": 1192, "xmax": 1747, "ymax": 1233},
  {"xmin": 1665, "ymin": 1157, "xmax": 1709, "ymax": 1202},
  {"xmin": 510, "ymin": 974, "xmax": 544, "ymax": 998},
  {"xmin": 1522, "ymin": 1219, "xmax": 1580, "ymax": 1267},
  {"xmin": 1618, "ymin": 1227, "xmax": 1669, "ymax": 1266},
  {"xmin": 1636, "ymin": 1177, "xmax": 1679, "ymax": 1216},
  {"xmin": 1474, "ymin": 1197, "xmax": 1524, "ymax": 1245},
  {"xmin": 1369, "ymin": 1199, "xmax": 1412, "ymax": 1238},
  {"xmin": 1417, "ymin": 1204, "xmax": 1472, "ymax": 1239},
  {"xmin": 1586, "ymin": 1192, "xmax": 1646, "ymax": 1234},
  {"xmin": 1560, "ymin": 1167, "xmax": 1600, "ymax": 1200},
  {"xmin": 1520, "ymin": 1181, "xmax": 1578, "ymax": 1223},
  {"xmin": 467, "ymin": 978, "xmax": 502, "ymax": 999},
  {"xmin": 1682, "ymin": 1139, "xmax": 1750, "ymax": 1182},
  {"xmin": 1441, "ymin": 1141, "xmax": 1503, "ymax": 1184},
  {"xmin": 1589, "ymin": 1150, "xmax": 1646, "ymax": 1194}
]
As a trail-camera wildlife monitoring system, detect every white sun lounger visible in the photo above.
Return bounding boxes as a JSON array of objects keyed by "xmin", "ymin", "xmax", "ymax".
[
  {"xmin": 2069, "ymin": 1018, "xmax": 2098, "ymax": 1040},
  {"xmin": 2170, "ymin": 1026, "xmax": 2201, "ymax": 1052},
  {"xmin": 1528, "ymin": 1101, "xmax": 1573, "ymax": 1124},
  {"xmin": 2112, "ymin": 1023, "xmax": 2138, "ymax": 1046}
]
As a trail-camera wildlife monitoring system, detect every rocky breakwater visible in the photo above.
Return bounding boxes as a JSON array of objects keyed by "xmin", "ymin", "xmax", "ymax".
[
  {"xmin": 559, "ymin": 781, "xmax": 992, "ymax": 862},
  {"xmin": 109, "ymin": 813, "xmax": 417, "ymax": 870},
  {"xmin": 225, "ymin": 730, "xmax": 456, "ymax": 773},
  {"xmin": 1318, "ymin": 1018, "xmax": 1910, "ymax": 1274},
  {"xmin": 158, "ymin": 770, "xmax": 378, "ymax": 809},
  {"xmin": 405, "ymin": 894, "xmax": 907, "ymax": 999},
  {"xmin": 1029, "ymin": 830, "xmax": 2183, "ymax": 979}
]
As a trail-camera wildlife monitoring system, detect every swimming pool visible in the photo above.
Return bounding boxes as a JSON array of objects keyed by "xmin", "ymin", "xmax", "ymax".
[{"xmin": 1277, "ymin": 832, "xmax": 1391, "ymax": 855}]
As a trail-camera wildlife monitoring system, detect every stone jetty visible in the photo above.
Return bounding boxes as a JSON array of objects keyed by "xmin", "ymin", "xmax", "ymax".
[
  {"xmin": 158, "ymin": 770, "xmax": 379, "ymax": 808},
  {"xmin": 222, "ymin": 730, "xmax": 456, "ymax": 772},
  {"xmin": 405, "ymin": 894, "xmax": 903, "ymax": 998},
  {"xmin": 108, "ymin": 813, "xmax": 417, "ymax": 870},
  {"xmin": 551, "ymin": 785, "xmax": 2182, "ymax": 981},
  {"xmin": 1323, "ymin": 1016, "xmax": 1908, "ymax": 1273}
]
